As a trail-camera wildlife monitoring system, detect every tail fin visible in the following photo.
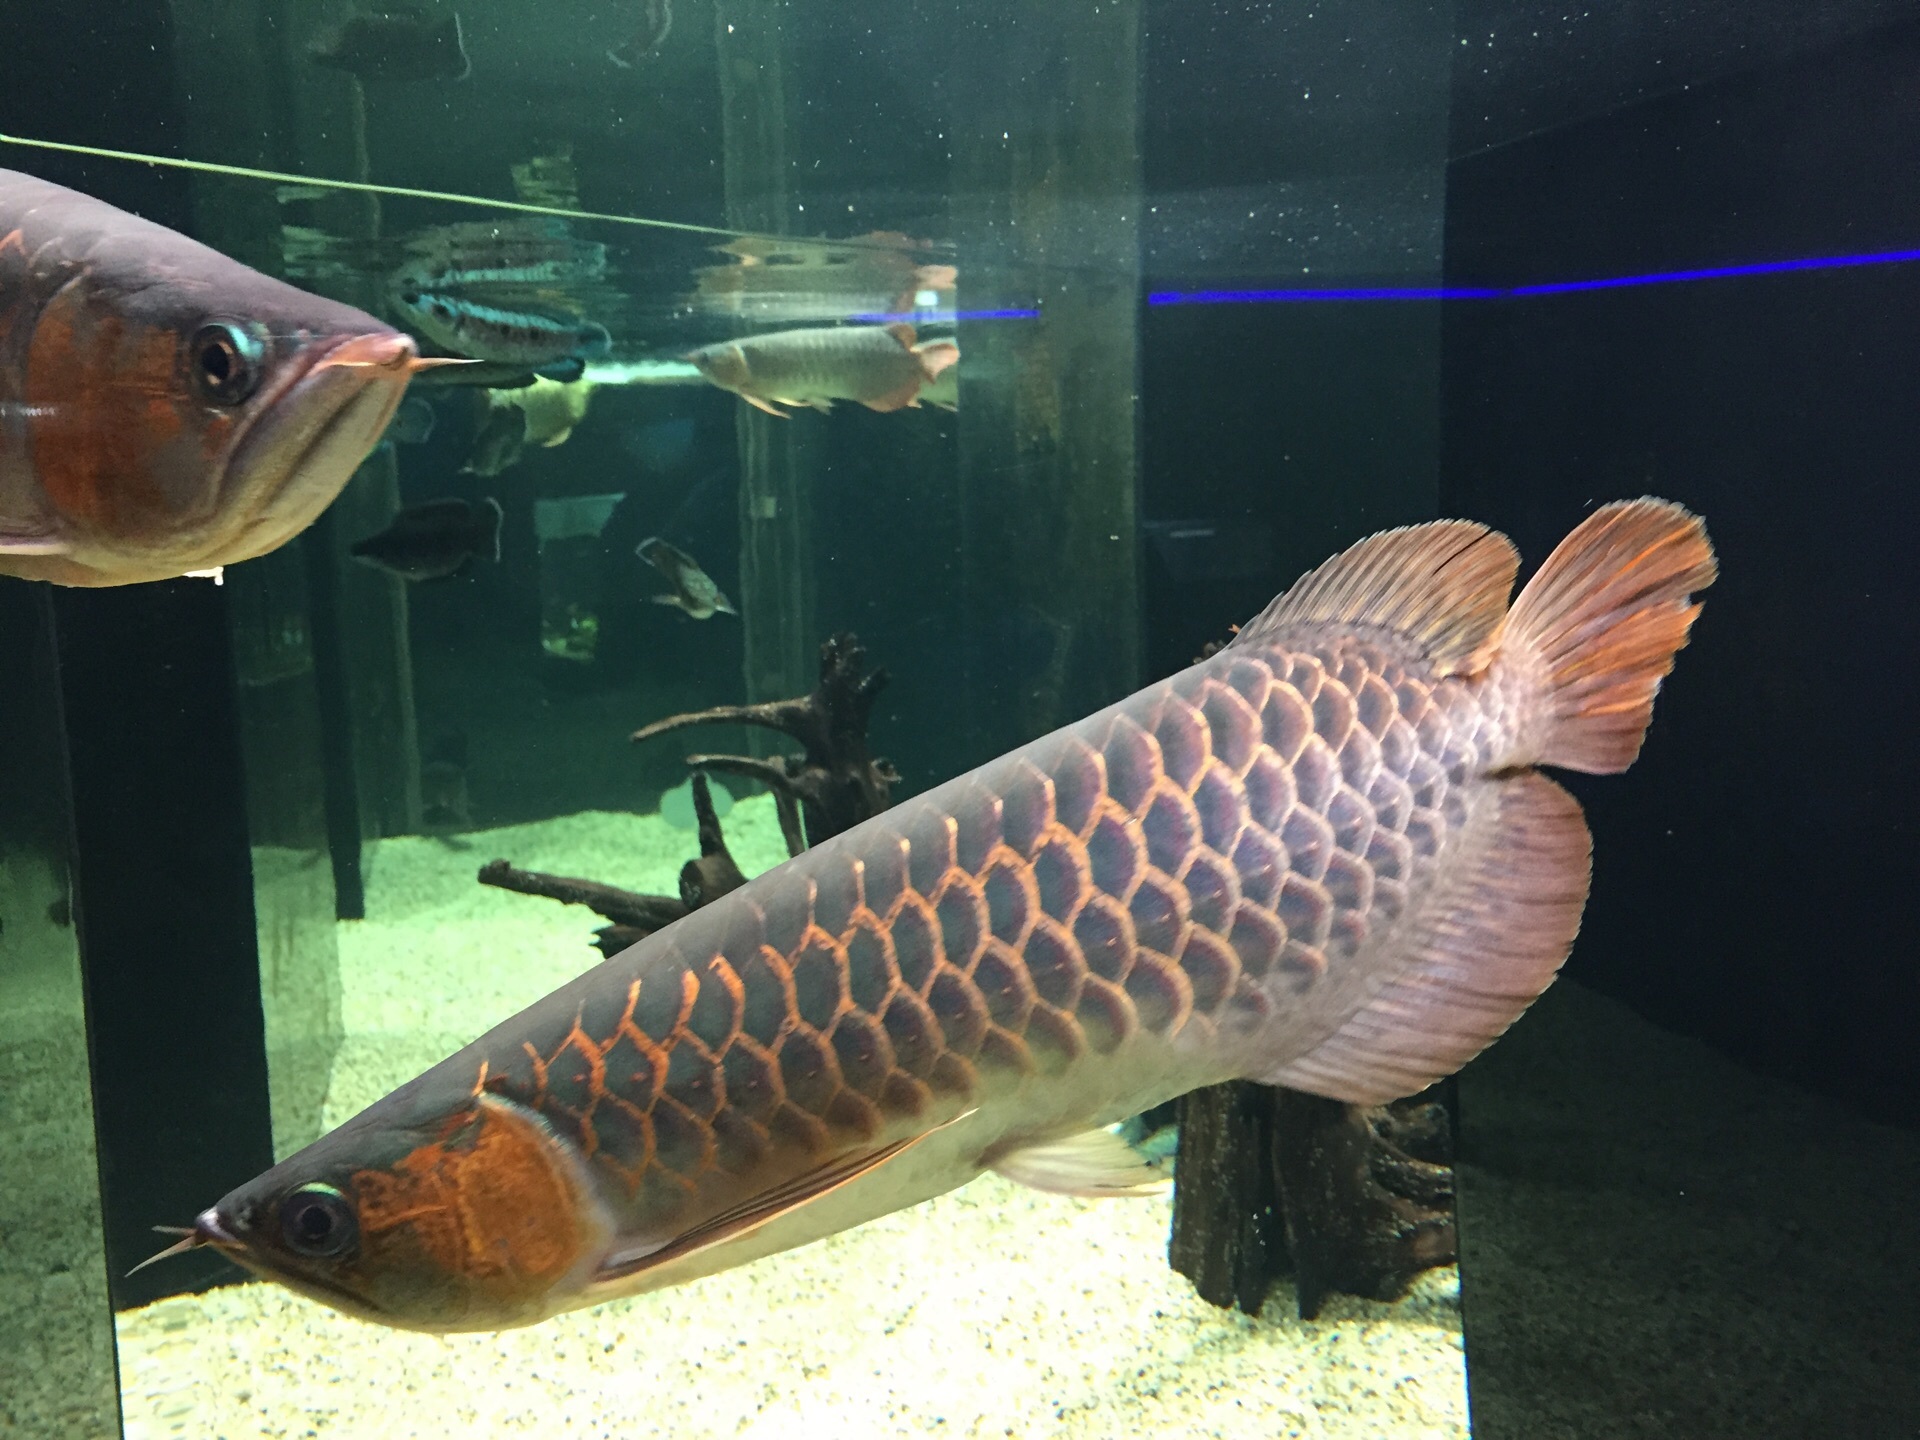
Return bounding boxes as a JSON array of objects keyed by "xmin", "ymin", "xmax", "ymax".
[{"xmin": 1498, "ymin": 498, "xmax": 1717, "ymax": 774}]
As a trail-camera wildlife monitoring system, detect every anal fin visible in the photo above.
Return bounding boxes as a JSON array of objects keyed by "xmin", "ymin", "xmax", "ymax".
[{"xmin": 1262, "ymin": 770, "xmax": 1592, "ymax": 1105}]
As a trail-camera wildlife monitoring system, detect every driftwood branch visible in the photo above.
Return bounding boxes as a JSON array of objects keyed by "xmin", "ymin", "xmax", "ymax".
[
  {"xmin": 476, "ymin": 858, "xmax": 687, "ymax": 932},
  {"xmin": 677, "ymin": 773, "xmax": 749, "ymax": 907},
  {"xmin": 632, "ymin": 632, "xmax": 898, "ymax": 848},
  {"xmin": 483, "ymin": 635, "xmax": 896, "ymax": 955}
]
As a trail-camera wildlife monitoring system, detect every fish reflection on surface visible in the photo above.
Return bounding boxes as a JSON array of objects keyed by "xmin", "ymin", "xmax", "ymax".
[
  {"xmin": 637, "ymin": 536, "xmax": 735, "ymax": 619},
  {"xmin": 686, "ymin": 323, "xmax": 959, "ymax": 416},
  {"xmin": 391, "ymin": 289, "xmax": 610, "ymax": 376},
  {"xmin": 350, "ymin": 496, "xmax": 502, "ymax": 582}
]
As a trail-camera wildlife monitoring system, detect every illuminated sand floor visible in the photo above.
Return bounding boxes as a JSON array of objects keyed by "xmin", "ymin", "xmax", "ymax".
[{"xmin": 115, "ymin": 799, "xmax": 1469, "ymax": 1440}]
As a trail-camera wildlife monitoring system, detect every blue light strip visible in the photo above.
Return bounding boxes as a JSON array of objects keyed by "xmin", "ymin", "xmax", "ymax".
[{"xmin": 1149, "ymin": 244, "xmax": 1920, "ymax": 306}]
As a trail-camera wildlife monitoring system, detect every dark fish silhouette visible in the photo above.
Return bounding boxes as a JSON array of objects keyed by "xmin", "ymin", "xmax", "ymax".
[
  {"xmin": 307, "ymin": 8, "xmax": 472, "ymax": 83},
  {"xmin": 420, "ymin": 731, "xmax": 473, "ymax": 835},
  {"xmin": 637, "ymin": 536, "xmax": 735, "ymax": 618},
  {"xmin": 350, "ymin": 497, "xmax": 502, "ymax": 581}
]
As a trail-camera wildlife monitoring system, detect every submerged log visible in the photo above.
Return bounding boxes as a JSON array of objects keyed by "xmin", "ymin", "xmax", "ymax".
[
  {"xmin": 478, "ymin": 773, "xmax": 751, "ymax": 952},
  {"xmin": 1171, "ymin": 1080, "xmax": 1457, "ymax": 1319},
  {"xmin": 1168, "ymin": 1083, "xmax": 1289, "ymax": 1315},
  {"xmin": 631, "ymin": 632, "xmax": 899, "ymax": 852},
  {"xmin": 485, "ymin": 635, "xmax": 895, "ymax": 954},
  {"xmin": 475, "ymin": 858, "xmax": 687, "ymax": 935}
]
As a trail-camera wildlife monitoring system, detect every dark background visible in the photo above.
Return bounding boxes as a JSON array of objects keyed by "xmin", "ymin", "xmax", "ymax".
[{"xmin": 1140, "ymin": 0, "xmax": 1920, "ymax": 1128}]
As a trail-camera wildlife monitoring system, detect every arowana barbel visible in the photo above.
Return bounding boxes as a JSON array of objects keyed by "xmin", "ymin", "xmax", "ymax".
[{"xmin": 148, "ymin": 498, "xmax": 1716, "ymax": 1330}]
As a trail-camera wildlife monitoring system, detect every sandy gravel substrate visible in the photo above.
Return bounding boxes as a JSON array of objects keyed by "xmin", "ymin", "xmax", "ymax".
[{"xmin": 114, "ymin": 801, "xmax": 1469, "ymax": 1440}]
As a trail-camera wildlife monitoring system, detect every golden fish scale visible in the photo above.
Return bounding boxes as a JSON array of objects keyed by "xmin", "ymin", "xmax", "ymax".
[{"xmin": 473, "ymin": 634, "xmax": 1483, "ymax": 1235}]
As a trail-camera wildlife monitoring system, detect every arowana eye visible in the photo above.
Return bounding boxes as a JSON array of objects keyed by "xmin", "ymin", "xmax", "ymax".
[
  {"xmin": 189, "ymin": 322, "xmax": 265, "ymax": 406},
  {"xmin": 279, "ymin": 1182, "xmax": 357, "ymax": 1259}
]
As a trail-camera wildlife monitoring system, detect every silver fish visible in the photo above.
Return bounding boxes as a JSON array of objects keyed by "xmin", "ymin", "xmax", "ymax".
[
  {"xmin": 141, "ymin": 500, "xmax": 1714, "ymax": 1331},
  {"xmin": 686, "ymin": 323, "xmax": 959, "ymax": 416}
]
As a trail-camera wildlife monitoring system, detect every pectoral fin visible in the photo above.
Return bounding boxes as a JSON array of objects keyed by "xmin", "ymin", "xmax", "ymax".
[
  {"xmin": 594, "ymin": 1118, "xmax": 970, "ymax": 1284},
  {"xmin": 988, "ymin": 1126, "xmax": 1171, "ymax": 1197},
  {"xmin": 0, "ymin": 519, "xmax": 70, "ymax": 555}
]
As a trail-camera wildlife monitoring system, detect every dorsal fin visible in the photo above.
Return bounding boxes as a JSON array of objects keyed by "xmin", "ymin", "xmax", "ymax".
[{"xmin": 1229, "ymin": 520, "xmax": 1519, "ymax": 676}]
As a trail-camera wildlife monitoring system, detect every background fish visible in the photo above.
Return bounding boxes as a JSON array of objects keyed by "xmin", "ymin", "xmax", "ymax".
[
  {"xmin": 0, "ymin": 169, "xmax": 430, "ymax": 587},
  {"xmin": 459, "ymin": 401, "xmax": 527, "ymax": 477},
  {"xmin": 637, "ymin": 535, "xmax": 734, "ymax": 618},
  {"xmin": 148, "ymin": 500, "xmax": 1713, "ymax": 1331},
  {"xmin": 307, "ymin": 7, "xmax": 471, "ymax": 83},
  {"xmin": 686, "ymin": 323, "xmax": 959, "ymax": 416},
  {"xmin": 350, "ymin": 496, "xmax": 502, "ymax": 581},
  {"xmin": 390, "ymin": 288, "xmax": 610, "ymax": 376},
  {"xmin": 381, "ymin": 394, "xmax": 438, "ymax": 446}
]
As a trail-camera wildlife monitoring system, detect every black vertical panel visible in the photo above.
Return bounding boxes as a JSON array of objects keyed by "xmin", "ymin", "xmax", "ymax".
[
  {"xmin": 53, "ymin": 583, "xmax": 277, "ymax": 1308},
  {"xmin": 1443, "ymin": 14, "xmax": 1920, "ymax": 1437},
  {"xmin": 0, "ymin": 0, "xmax": 276, "ymax": 1324},
  {"xmin": 0, "ymin": 585, "xmax": 124, "ymax": 1438}
]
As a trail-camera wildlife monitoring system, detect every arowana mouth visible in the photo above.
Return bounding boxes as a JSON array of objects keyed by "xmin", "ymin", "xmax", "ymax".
[{"xmin": 127, "ymin": 1206, "xmax": 238, "ymax": 1274}]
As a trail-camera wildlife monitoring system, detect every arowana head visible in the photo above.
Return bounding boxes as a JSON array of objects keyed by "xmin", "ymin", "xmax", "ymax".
[
  {"xmin": 142, "ymin": 1085, "xmax": 610, "ymax": 1332},
  {"xmin": 683, "ymin": 340, "xmax": 751, "ymax": 391},
  {"xmin": 6, "ymin": 230, "xmax": 445, "ymax": 586}
]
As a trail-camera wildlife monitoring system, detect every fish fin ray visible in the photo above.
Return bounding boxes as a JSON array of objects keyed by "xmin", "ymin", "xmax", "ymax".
[
  {"xmin": 1230, "ymin": 520, "xmax": 1519, "ymax": 676},
  {"xmin": 1261, "ymin": 769, "xmax": 1590, "ymax": 1104},
  {"xmin": 0, "ymin": 521, "xmax": 70, "ymax": 555},
  {"xmin": 592, "ymin": 1133, "xmax": 932, "ymax": 1284},
  {"xmin": 1495, "ymin": 498, "xmax": 1717, "ymax": 774},
  {"xmin": 740, "ymin": 393, "xmax": 790, "ymax": 417},
  {"xmin": 989, "ymin": 1127, "xmax": 1170, "ymax": 1197},
  {"xmin": 862, "ymin": 379, "xmax": 922, "ymax": 413},
  {"xmin": 913, "ymin": 338, "xmax": 960, "ymax": 380},
  {"xmin": 883, "ymin": 322, "xmax": 917, "ymax": 348}
]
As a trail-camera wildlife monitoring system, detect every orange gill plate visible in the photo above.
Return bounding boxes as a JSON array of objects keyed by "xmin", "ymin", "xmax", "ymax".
[{"xmin": 150, "ymin": 498, "xmax": 1715, "ymax": 1331}]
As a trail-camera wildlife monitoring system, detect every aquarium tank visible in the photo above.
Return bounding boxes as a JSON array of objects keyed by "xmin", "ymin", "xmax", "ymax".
[{"xmin": 1, "ymin": 1, "xmax": 1917, "ymax": 1436}]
